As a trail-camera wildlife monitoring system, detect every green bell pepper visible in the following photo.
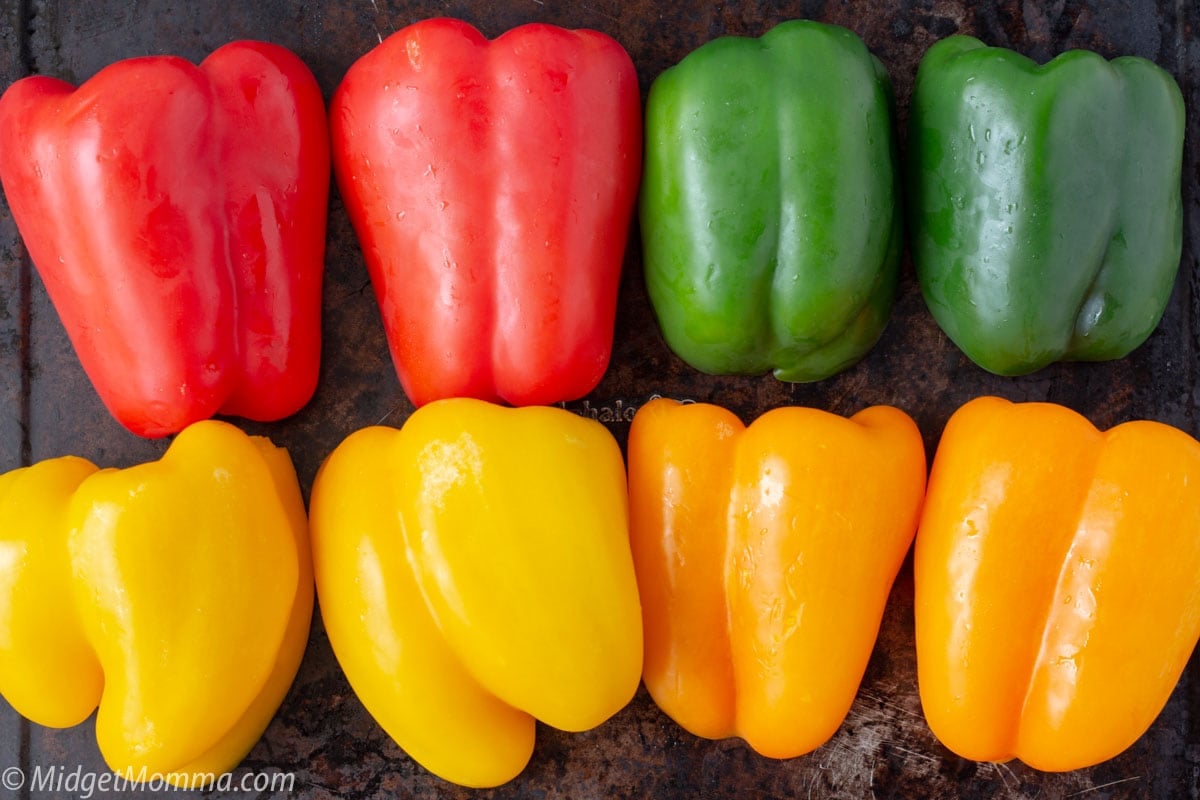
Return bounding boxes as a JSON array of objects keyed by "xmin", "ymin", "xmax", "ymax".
[
  {"xmin": 908, "ymin": 36, "xmax": 1185, "ymax": 376},
  {"xmin": 639, "ymin": 20, "xmax": 901, "ymax": 382}
]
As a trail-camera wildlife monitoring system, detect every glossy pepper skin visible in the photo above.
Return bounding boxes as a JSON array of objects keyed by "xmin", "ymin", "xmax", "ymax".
[
  {"xmin": 915, "ymin": 396, "xmax": 1200, "ymax": 771},
  {"xmin": 0, "ymin": 421, "xmax": 312, "ymax": 784},
  {"xmin": 908, "ymin": 37, "xmax": 1185, "ymax": 376},
  {"xmin": 640, "ymin": 21, "xmax": 901, "ymax": 382},
  {"xmin": 310, "ymin": 399, "xmax": 643, "ymax": 787},
  {"xmin": 331, "ymin": 19, "xmax": 641, "ymax": 407},
  {"xmin": 0, "ymin": 41, "xmax": 329, "ymax": 437},
  {"xmin": 627, "ymin": 399, "xmax": 925, "ymax": 757}
]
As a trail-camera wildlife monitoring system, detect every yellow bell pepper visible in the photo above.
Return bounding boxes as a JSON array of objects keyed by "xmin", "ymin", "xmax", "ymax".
[
  {"xmin": 915, "ymin": 396, "xmax": 1200, "ymax": 770},
  {"xmin": 0, "ymin": 420, "xmax": 312, "ymax": 784},
  {"xmin": 627, "ymin": 398, "xmax": 927, "ymax": 758},
  {"xmin": 310, "ymin": 398, "xmax": 643, "ymax": 788}
]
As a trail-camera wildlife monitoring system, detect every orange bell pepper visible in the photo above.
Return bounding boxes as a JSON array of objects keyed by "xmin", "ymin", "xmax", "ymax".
[
  {"xmin": 915, "ymin": 396, "xmax": 1200, "ymax": 771},
  {"xmin": 627, "ymin": 398, "xmax": 926, "ymax": 758}
]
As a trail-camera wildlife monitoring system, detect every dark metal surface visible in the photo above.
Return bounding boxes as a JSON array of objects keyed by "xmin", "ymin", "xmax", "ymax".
[{"xmin": 0, "ymin": 1, "xmax": 1197, "ymax": 797}]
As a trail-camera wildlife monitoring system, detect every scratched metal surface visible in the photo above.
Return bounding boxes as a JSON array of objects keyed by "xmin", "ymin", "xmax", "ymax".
[{"xmin": 0, "ymin": 0, "xmax": 1196, "ymax": 798}]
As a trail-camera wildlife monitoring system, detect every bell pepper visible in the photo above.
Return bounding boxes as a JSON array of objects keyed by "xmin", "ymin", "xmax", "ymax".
[
  {"xmin": 639, "ymin": 20, "xmax": 902, "ymax": 382},
  {"xmin": 309, "ymin": 398, "xmax": 643, "ymax": 787},
  {"xmin": 915, "ymin": 396, "xmax": 1200, "ymax": 771},
  {"xmin": 627, "ymin": 398, "xmax": 925, "ymax": 757},
  {"xmin": 0, "ymin": 421, "xmax": 312, "ymax": 784},
  {"xmin": 0, "ymin": 41, "xmax": 329, "ymax": 437},
  {"xmin": 331, "ymin": 18, "xmax": 641, "ymax": 407},
  {"xmin": 907, "ymin": 36, "xmax": 1185, "ymax": 376}
]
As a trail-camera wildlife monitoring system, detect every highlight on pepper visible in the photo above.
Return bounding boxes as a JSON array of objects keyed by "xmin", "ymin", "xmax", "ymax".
[
  {"xmin": 915, "ymin": 396, "xmax": 1200, "ymax": 771},
  {"xmin": 0, "ymin": 421, "xmax": 313, "ymax": 786},
  {"xmin": 627, "ymin": 398, "xmax": 926, "ymax": 758},
  {"xmin": 309, "ymin": 398, "xmax": 643, "ymax": 787}
]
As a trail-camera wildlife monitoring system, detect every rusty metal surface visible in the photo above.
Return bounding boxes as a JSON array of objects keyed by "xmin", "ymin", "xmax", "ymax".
[{"xmin": 0, "ymin": 0, "xmax": 1197, "ymax": 798}]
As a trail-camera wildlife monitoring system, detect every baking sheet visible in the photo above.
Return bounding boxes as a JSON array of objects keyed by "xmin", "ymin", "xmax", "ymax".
[{"xmin": 0, "ymin": 1, "xmax": 1196, "ymax": 797}]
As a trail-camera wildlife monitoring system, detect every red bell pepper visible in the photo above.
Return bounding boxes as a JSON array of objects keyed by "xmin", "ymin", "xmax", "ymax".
[
  {"xmin": 0, "ymin": 41, "xmax": 329, "ymax": 438},
  {"xmin": 331, "ymin": 18, "xmax": 641, "ymax": 407}
]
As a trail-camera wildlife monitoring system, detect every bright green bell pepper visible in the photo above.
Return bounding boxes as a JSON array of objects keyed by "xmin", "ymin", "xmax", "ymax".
[
  {"xmin": 639, "ymin": 20, "xmax": 901, "ymax": 382},
  {"xmin": 908, "ymin": 36, "xmax": 1185, "ymax": 376}
]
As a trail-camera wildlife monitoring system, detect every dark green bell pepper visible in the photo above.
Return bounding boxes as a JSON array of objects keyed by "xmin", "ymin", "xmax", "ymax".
[
  {"xmin": 908, "ymin": 36, "xmax": 1185, "ymax": 376},
  {"xmin": 639, "ymin": 20, "xmax": 901, "ymax": 382}
]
